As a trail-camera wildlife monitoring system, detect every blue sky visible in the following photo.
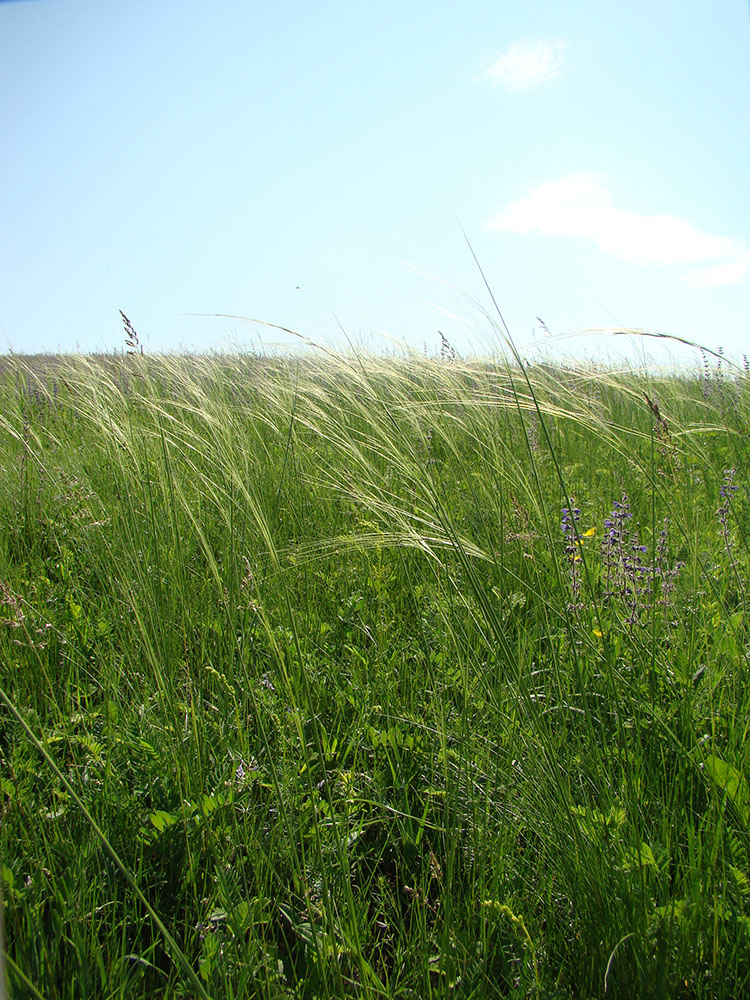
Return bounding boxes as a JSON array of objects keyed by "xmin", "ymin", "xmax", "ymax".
[{"xmin": 1, "ymin": 0, "xmax": 749, "ymax": 364}]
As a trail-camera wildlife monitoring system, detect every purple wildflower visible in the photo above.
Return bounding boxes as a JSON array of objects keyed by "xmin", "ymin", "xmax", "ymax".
[
  {"xmin": 717, "ymin": 468, "xmax": 738, "ymax": 556},
  {"xmin": 601, "ymin": 495, "xmax": 651, "ymax": 625},
  {"xmin": 601, "ymin": 496, "xmax": 683, "ymax": 625},
  {"xmin": 717, "ymin": 469, "xmax": 742, "ymax": 586},
  {"xmin": 653, "ymin": 519, "xmax": 684, "ymax": 608},
  {"xmin": 561, "ymin": 503, "xmax": 583, "ymax": 607},
  {"xmin": 718, "ymin": 467, "xmax": 738, "ymax": 505}
]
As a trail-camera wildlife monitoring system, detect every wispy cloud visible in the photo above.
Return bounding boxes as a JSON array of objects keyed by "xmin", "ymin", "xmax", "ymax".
[
  {"xmin": 685, "ymin": 255, "xmax": 750, "ymax": 288},
  {"xmin": 487, "ymin": 174, "xmax": 749, "ymax": 285},
  {"xmin": 480, "ymin": 40, "xmax": 565, "ymax": 91}
]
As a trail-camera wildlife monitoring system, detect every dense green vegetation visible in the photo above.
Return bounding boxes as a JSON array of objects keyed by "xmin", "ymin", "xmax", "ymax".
[{"xmin": 1, "ymin": 342, "xmax": 749, "ymax": 998}]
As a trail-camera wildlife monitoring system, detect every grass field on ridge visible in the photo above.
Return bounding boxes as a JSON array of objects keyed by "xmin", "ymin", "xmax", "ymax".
[{"xmin": 1, "ymin": 341, "xmax": 749, "ymax": 998}]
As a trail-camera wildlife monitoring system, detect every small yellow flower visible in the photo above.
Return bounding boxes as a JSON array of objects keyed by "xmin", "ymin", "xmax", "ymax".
[
  {"xmin": 593, "ymin": 628, "xmax": 603, "ymax": 638},
  {"xmin": 582, "ymin": 527, "xmax": 596, "ymax": 538}
]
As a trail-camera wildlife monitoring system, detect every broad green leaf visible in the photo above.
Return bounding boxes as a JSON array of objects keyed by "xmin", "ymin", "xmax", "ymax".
[
  {"xmin": 149, "ymin": 809, "xmax": 178, "ymax": 833},
  {"xmin": 623, "ymin": 842, "xmax": 658, "ymax": 872},
  {"xmin": 705, "ymin": 755, "xmax": 750, "ymax": 827}
]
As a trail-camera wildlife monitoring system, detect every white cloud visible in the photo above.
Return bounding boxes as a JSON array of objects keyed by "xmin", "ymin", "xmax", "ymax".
[
  {"xmin": 480, "ymin": 41, "xmax": 565, "ymax": 91},
  {"xmin": 685, "ymin": 255, "xmax": 750, "ymax": 288},
  {"xmin": 488, "ymin": 174, "xmax": 749, "ymax": 285}
]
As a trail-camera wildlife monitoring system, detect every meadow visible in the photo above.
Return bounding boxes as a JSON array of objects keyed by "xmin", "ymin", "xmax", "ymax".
[{"xmin": 1, "ymin": 335, "xmax": 749, "ymax": 998}]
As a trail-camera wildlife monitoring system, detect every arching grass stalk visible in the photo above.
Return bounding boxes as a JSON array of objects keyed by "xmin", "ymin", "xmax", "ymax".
[
  {"xmin": 461, "ymin": 232, "xmax": 607, "ymax": 637},
  {"xmin": 120, "ymin": 353, "xmax": 381, "ymax": 996}
]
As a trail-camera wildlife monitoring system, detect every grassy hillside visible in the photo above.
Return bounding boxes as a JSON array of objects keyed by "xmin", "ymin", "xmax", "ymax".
[{"xmin": 1, "ymin": 344, "xmax": 749, "ymax": 998}]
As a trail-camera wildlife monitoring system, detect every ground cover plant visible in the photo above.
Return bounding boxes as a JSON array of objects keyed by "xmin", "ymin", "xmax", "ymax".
[{"xmin": 1, "ymin": 331, "xmax": 749, "ymax": 998}]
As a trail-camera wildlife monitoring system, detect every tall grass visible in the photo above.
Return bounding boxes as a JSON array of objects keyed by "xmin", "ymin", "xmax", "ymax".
[{"xmin": 1, "ymin": 340, "xmax": 749, "ymax": 998}]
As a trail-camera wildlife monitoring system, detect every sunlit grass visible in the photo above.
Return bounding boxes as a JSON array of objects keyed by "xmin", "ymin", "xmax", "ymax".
[{"xmin": 1, "ymin": 340, "xmax": 749, "ymax": 998}]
